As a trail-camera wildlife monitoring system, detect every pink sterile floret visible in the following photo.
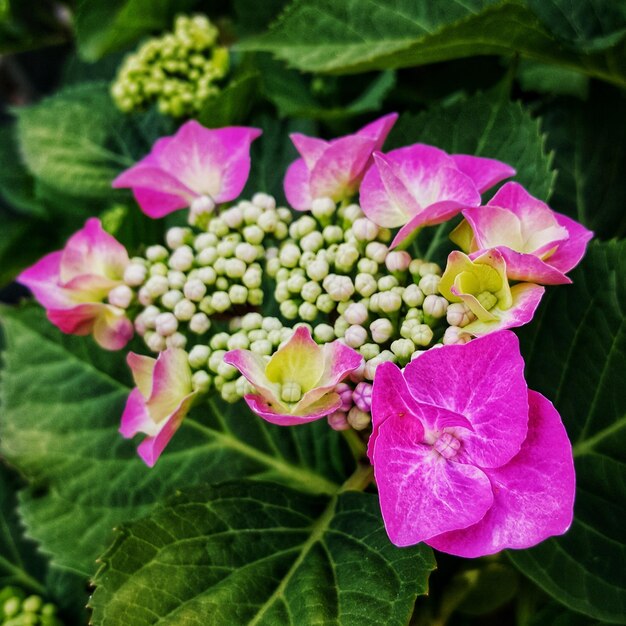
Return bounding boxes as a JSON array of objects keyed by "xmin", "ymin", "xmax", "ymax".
[
  {"xmin": 284, "ymin": 113, "xmax": 398, "ymax": 211},
  {"xmin": 454, "ymin": 182, "xmax": 593, "ymax": 285},
  {"xmin": 17, "ymin": 218, "xmax": 133, "ymax": 350},
  {"xmin": 119, "ymin": 348, "xmax": 197, "ymax": 467},
  {"xmin": 368, "ymin": 330, "xmax": 575, "ymax": 557},
  {"xmin": 113, "ymin": 120, "xmax": 262, "ymax": 218},
  {"xmin": 359, "ymin": 144, "xmax": 515, "ymax": 248}
]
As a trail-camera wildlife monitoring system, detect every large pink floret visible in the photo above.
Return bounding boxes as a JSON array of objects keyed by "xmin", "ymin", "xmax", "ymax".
[
  {"xmin": 283, "ymin": 113, "xmax": 398, "ymax": 211},
  {"xmin": 18, "ymin": 218, "xmax": 133, "ymax": 350},
  {"xmin": 113, "ymin": 121, "xmax": 262, "ymax": 218},
  {"xmin": 119, "ymin": 349, "xmax": 197, "ymax": 467},
  {"xmin": 368, "ymin": 331, "xmax": 575, "ymax": 555},
  {"xmin": 452, "ymin": 182, "xmax": 593, "ymax": 284},
  {"xmin": 360, "ymin": 144, "xmax": 515, "ymax": 248}
]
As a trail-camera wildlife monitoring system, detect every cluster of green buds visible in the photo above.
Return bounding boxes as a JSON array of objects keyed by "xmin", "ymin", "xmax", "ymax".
[
  {"xmin": 111, "ymin": 193, "xmax": 469, "ymax": 429},
  {"xmin": 0, "ymin": 588, "xmax": 62, "ymax": 626},
  {"xmin": 111, "ymin": 14, "xmax": 229, "ymax": 117},
  {"xmin": 111, "ymin": 193, "xmax": 290, "ymax": 354}
]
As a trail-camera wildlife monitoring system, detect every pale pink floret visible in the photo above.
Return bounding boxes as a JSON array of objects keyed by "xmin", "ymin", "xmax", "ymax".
[
  {"xmin": 113, "ymin": 121, "xmax": 262, "ymax": 218},
  {"xmin": 369, "ymin": 331, "xmax": 575, "ymax": 555},
  {"xmin": 360, "ymin": 144, "xmax": 515, "ymax": 248},
  {"xmin": 18, "ymin": 218, "xmax": 133, "ymax": 350},
  {"xmin": 225, "ymin": 326, "xmax": 363, "ymax": 425},
  {"xmin": 455, "ymin": 182, "xmax": 593, "ymax": 284},
  {"xmin": 119, "ymin": 349, "xmax": 197, "ymax": 467},
  {"xmin": 284, "ymin": 113, "xmax": 398, "ymax": 211}
]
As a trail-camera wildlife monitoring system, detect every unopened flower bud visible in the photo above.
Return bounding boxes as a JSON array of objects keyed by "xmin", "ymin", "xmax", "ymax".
[
  {"xmin": 344, "ymin": 302, "xmax": 368, "ymax": 325},
  {"xmin": 385, "ymin": 250, "xmax": 412, "ymax": 272},
  {"xmin": 248, "ymin": 288, "xmax": 263, "ymax": 305},
  {"xmin": 108, "ymin": 285, "xmax": 133, "ymax": 309},
  {"xmin": 365, "ymin": 242, "xmax": 388, "ymax": 264},
  {"xmin": 391, "ymin": 338, "xmax": 416, "ymax": 361},
  {"xmin": 353, "ymin": 382, "xmax": 372, "ymax": 412},
  {"xmin": 242, "ymin": 312, "xmax": 263, "ymax": 330},
  {"xmin": 243, "ymin": 225, "xmax": 264, "ymax": 245},
  {"xmin": 229, "ymin": 285, "xmax": 248, "ymax": 304},
  {"xmin": 242, "ymin": 267, "xmax": 262, "ymax": 289},
  {"xmin": 211, "ymin": 291, "xmax": 231, "ymax": 312},
  {"xmin": 335, "ymin": 382, "xmax": 354, "ymax": 411},
  {"xmin": 287, "ymin": 273, "xmax": 307, "ymax": 293},
  {"xmin": 208, "ymin": 349, "xmax": 226, "ymax": 373},
  {"xmin": 182, "ymin": 278, "xmax": 205, "ymax": 301},
  {"xmin": 311, "ymin": 197, "xmax": 335, "ymax": 218},
  {"xmin": 196, "ymin": 246, "xmax": 218, "ymax": 266},
  {"xmin": 258, "ymin": 210, "xmax": 278, "ymax": 233},
  {"xmin": 335, "ymin": 243, "xmax": 360, "ymax": 271},
  {"xmin": 280, "ymin": 300, "xmax": 299, "ymax": 319},
  {"xmin": 344, "ymin": 324, "xmax": 368, "ymax": 348},
  {"xmin": 327, "ymin": 410, "xmax": 350, "ymax": 431},
  {"xmin": 194, "ymin": 233, "xmax": 218, "ymax": 251},
  {"xmin": 334, "ymin": 316, "xmax": 350, "ymax": 338},
  {"xmin": 443, "ymin": 326, "xmax": 472, "ymax": 345},
  {"xmin": 209, "ymin": 218, "xmax": 229, "ymax": 237},
  {"xmin": 279, "ymin": 243, "xmax": 301, "ymax": 268},
  {"xmin": 169, "ymin": 245, "xmax": 194, "ymax": 271},
  {"xmin": 378, "ymin": 275, "xmax": 398, "ymax": 291},
  {"xmin": 146, "ymin": 331, "xmax": 166, "ymax": 352},
  {"xmin": 402, "ymin": 284, "xmax": 425, "ymax": 307},
  {"xmin": 145, "ymin": 275, "xmax": 169, "ymax": 298},
  {"xmin": 419, "ymin": 274, "xmax": 441, "ymax": 296},
  {"xmin": 419, "ymin": 262, "xmax": 442, "ymax": 277},
  {"xmin": 252, "ymin": 192, "xmax": 276, "ymax": 210},
  {"xmin": 354, "ymin": 273, "xmax": 376, "ymax": 298},
  {"xmin": 316, "ymin": 293, "xmax": 335, "ymax": 314},
  {"xmin": 243, "ymin": 203, "xmax": 262, "ymax": 224},
  {"xmin": 446, "ymin": 302, "xmax": 475, "ymax": 327},
  {"xmin": 250, "ymin": 339, "xmax": 273, "ymax": 355},
  {"xmin": 173, "ymin": 298, "xmax": 195, "ymax": 321},
  {"xmin": 217, "ymin": 361, "xmax": 237, "ymax": 380},
  {"xmin": 477, "ymin": 290, "xmax": 498, "ymax": 311},
  {"xmin": 298, "ymin": 302, "xmax": 318, "ymax": 321},
  {"xmin": 370, "ymin": 318, "xmax": 393, "ymax": 343},
  {"xmin": 324, "ymin": 274, "xmax": 355, "ymax": 302},
  {"xmin": 347, "ymin": 406, "xmax": 371, "ymax": 430},
  {"xmin": 353, "ymin": 217, "xmax": 380, "ymax": 241},
  {"xmin": 313, "ymin": 323, "xmax": 335, "ymax": 343},
  {"xmin": 146, "ymin": 245, "xmax": 168, "ymax": 262},
  {"xmin": 222, "ymin": 206, "xmax": 244, "ymax": 229},
  {"xmin": 360, "ymin": 342, "xmax": 380, "ymax": 360},
  {"xmin": 342, "ymin": 203, "xmax": 363, "ymax": 223},
  {"xmin": 192, "ymin": 370, "xmax": 212, "ymax": 393},
  {"xmin": 300, "ymin": 231, "xmax": 324, "ymax": 252},
  {"xmin": 307, "ymin": 258, "xmax": 329, "ymax": 281},
  {"xmin": 124, "ymin": 263, "xmax": 147, "ymax": 286},
  {"xmin": 235, "ymin": 242, "xmax": 258, "ymax": 263},
  {"xmin": 411, "ymin": 324, "xmax": 434, "ymax": 346},
  {"xmin": 423, "ymin": 294, "xmax": 448, "ymax": 318},
  {"xmin": 166, "ymin": 332, "xmax": 187, "ymax": 349},
  {"xmin": 149, "ymin": 262, "xmax": 167, "ymax": 277},
  {"xmin": 166, "ymin": 226, "xmax": 191, "ymax": 249},
  {"xmin": 189, "ymin": 196, "xmax": 215, "ymax": 224},
  {"xmin": 379, "ymin": 291, "xmax": 402, "ymax": 313},
  {"xmin": 188, "ymin": 345, "xmax": 211, "ymax": 369}
]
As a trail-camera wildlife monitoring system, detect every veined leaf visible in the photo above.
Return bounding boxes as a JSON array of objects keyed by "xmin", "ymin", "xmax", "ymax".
[
  {"xmin": 509, "ymin": 241, "xmax": 626, "ymax": 623},
  {"xmin": 90, "ymin": 481, "xmax": 435, "ymax": 626},
  {"xmin": 0, "ymin": 306, "xmax": 352, "ymax": 576},
  {"xmin": 238, "ymin": 0, "xmax": 626, "ymax": 87}
]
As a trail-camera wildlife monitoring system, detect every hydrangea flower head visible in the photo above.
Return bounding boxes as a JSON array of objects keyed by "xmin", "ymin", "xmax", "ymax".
[
  {"xmin": 120, "ymin": 348, "xmax": 197, "ymax": 467},
  {"xmin": 284, "ymin": 113, "xmax": 398, "ymax": 211},
  {"xmin": 439, "ymin": 249, "xmax": 545, "ymax": 335},
  {"xmin": 113, "ymin": 120, "xmax": 262, "ymax": 218},
  {"xmin": 451, "ymin": 182, "xmax": 593, "ymax": 284},
  {"xmin": 360, "ymin": 144, "xmax": 515, "ymax": 248},
  {"xmin": 17, "ymin": 218, "xmax": 133, "ymax": 350},
  {"xmin": 225, "ymin": 326, "xmax": 363, "ymax": 425},
  {"xmin": 368, "ymin": 331, "xmax": 575, "ymax": 556}
]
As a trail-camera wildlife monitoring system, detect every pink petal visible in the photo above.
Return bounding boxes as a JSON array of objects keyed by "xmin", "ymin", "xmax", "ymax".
[
  {"xmin": 309, "ymin": 135, "xmax": 377, "ymax": 202},
  {"xmin": 356, "ymin": 112, "xmax": 398, "ymax": 150},
  {"xmin": 119, "ymin": 388, "xmax": 153, "ymax": 438},
  {"xmin": 373, "ymin": 412, "xmax": 493, "ymax": 546},
  {"xmin": 284, "ymin": 157, "xmax": 314, "ymax": 211},
  {"xmin": 113, "ymin": 163, "xmax": 196, "ymax": 204},
  {"xmin": 290, "ymin": 133, "xmax": 329, "ymax": 169},
  {"xmin": 452, "ymin": 155, "xmax": 516, "ymax": 193},
  {"xmin": 17, "ymin": 251, "xmax": 69, "ymax": 309},
  {"xmin": 427, "ymin": 391, "xmax": 575, "ymax": 557},
  {"xmin": 127, "ymin": 352, "xmax": 156, "ymax": 399},
  {"xmin": 244, "ymin": 392, "xmax": 341, "ymax": 426},
  {"xmin": 403, "ymin": 331, "xmax": 529, "ymax": 469},
  {"xmin": 47, "ymin": 303, "xmax": 101, "ymax": 335},
  {"xmin": 547, "ymin": 212, "xmax": 594, "ymax": 274},
  {"xmin": 91, "ymin": 306, "xmax": 134, "ymax": 350},
  {"xmin": 132, "ymin": 186, "xmax": 193, "ymax": 218},
  {"xmin": 463, "ymin": 283, "xmax": 545, "ymax": 336},
  {"xmin": 482, "ymin": 247, "xmax": 572, "ymax": 284},
  {"xmin": 224, "ymin": 349, "xmax": 280, "ymax": 403}
]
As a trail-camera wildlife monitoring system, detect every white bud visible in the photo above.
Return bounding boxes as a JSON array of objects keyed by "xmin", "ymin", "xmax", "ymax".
[
  {"xmin": 189, "ymin": 313, "xmax": 210, "ymax": 334},
  {"xmin": 412, "ymin": 324, "xmax": 434, "ymax": 347},
  {"xmin": 355, "ymin": 273, "xmax": 377, "ymax": 297},
  {"xmin": 124, "ymin": 263, "xmax": 147, "ymax": 286},
  {"xmin": 137, "ymin": 287, "xmax": 152, "ymax": 306},
  {"xmin": 208, "ymin": 350, "xmax": 226, "ymax": 373},
  {"xmin": 335, "ymin": 243, "xmax": 360, "ymax": 270},
  {"xmin": 300, "ymin": 231, "xmax": 324, "ymax": 252},
  {"xmin": 322, "ymin": 225, "xmax": 343, "ymax": 244},
  {"xmin": 166, "ymin": 227, "xmax": 191, "ymax": 249},
  {"xmin": 313, "ymin": 323, "xmax": 335, "ymax": 343},
  {"xmin": 192, "ymin": 370, "xmax": 212, "ymax": 393},
  {"xmin": 217, "ymin": 361, "xmax": 237, "ymax": 379},
  {"xmin": 352, "ymin": 218, "xmax": 379, "ymax": 242},
  {"xmin": 307, "ymin": 259, "xmax": 329, "ymax": 281},
  {"xmin": 166, "ymin": 332, "xmax": 187, "ymax": 349},
  {"xmin": 216, "ymin": 239, "xmax": 237, "ymax": 258},
  {"xmin": 146, "ymin": 331, "xmax": 166, "ymax": 352},
  {"xmin": 229, "ymin": 285, "xmax": 248, "ymax": 304},
  {"xmin": 301, "ymin": 281, "xmax": 322, "ymax": 303},
  {"xmin": 225, "ymin": 258, "xmax": 247, "ymax": 279},
  {"xmin": 108, "ymin": 285, "xmax": 133, "ymax": 309},
  {"xmin": 149, "ymin": 262, "xmax": 167, "ymax": 277},
  {"xmin": 243, "ymin": 225, "xmax": 264, "ymax": 245},
  {"xmin": 146, "ymin": 245, "xmax": 168, "ymax": 262},
  {"xmin": 145, "ymin": 275, "xmax": 169, "ymax": 298},
  {"xmin": 299, "ymin": 302, "xmax": 318, "ymax": 321},
  {"xmin": 242, "ymin": 267, "xmax": 262, "ymax": 289},
  {"xmin": 344, "ymin": 325, "xmax": 368, "ymax": 348},
  {"xmin": 183, "ymin": 278, "xmax": 207, "ymax": 301},
  {"xmin": 194, "ymin": 233, "xmax": 218, "ymax": 251},
  {"xmin": 378, "ymin": 275, "xmax": 398, "ymax": 291},
  {"xmin": 402, "ymin": 284, "xmax": 425, "ymax": 308},
  {"xmin": 227, "ymin": 332, "xmax": 249, "ymax": 350},
  {"xmin": 174, "ymin": 299, "xmax": 195, "ymax": 321},
  {"xmin": 197, "ymin": 266, "xmax": 217, "ymax": 285},
  {"xmin": 423, "ymin": 295, "xmax": 448, "ymax": 318},
  {"xmin": 419, "ymin": 262, "xmax": 442, "ymax": 277},
  {"xmin": 347, "ymin": 407, "xmax": 371, "ymax": 430},
  {"xmin": 279, "ymin": 243, "xmax": 301, "ymax": 268},
  {"xmin": 344, "ymin": 302, "xmax": 368, "ymax": 325},
  {"xmin": 333, "ymin": 316, "xmax": 350, "ymax": 338},
  {"xmin": 311, "ymin": 197, "xmax": 336, "ymax": 218},
  {"xmin": 169, "ymin": 245, "xmax": 194, "ymax": 271},
  {"xmin": 161, "ymin": 289, "xmax": 183, "ymax": 310},
  {"xmin": 370, "ymin": 318, "xmax": 394, "ymax": 344},
  {"xmin": 250, "ymin": 339, "xmax": 273, "ymax": 355},
  {"xmin": 316, "ymin": 293, "xmax": 335, "ymax": 314},
  {"xmin": 280, "ymin": 300, "xmax": 299, "ymax": 319},
  {"xmin": 365, "ymin": 241, "xmax": 388, "ymax": 264},
  {"xmin": 155, "ymin": 312, "xmax": 178, "ymax": 336},
  {"xmin": 196, "ymin": 246, "xmax": 218, "ymax": 266},
  {"xmin": 446, "ymin": 302, "xmax": 475, "ymax": 327},
  {"xmin": 188, "ymin": 345, "xmax": 210, "ymax": 369},
  {"xmin": 342, "ymin": 203, "xmax": 363, "ymax": 223},
  {"xmin": 211, "ymin": 291, "xmax": 231, "ymax": 312},
  {"xmin": 357, "ymin": 258, "xmax": 378, "ymax": 275},
  {"xmin": 248, "ymin": 288, "xmax": 264, "ymax": 306},
  {"xmin": 222, "ymin": 206, "xmax": 244, "ymax": 229},
  {"xmin": 419, "ymin": 274, "xmax": 441, "ymax": 295},
  {"xmin": 241, "ymin": 312, "xmax": 263, "ymax": 330},
  {"xmin": 391, "ymin": 338, "xmax": 416, "ymax": 360},
  {"xmin": 252, "ymin": 192, "xmax": 276, "ymax": 210},
  {"xmin": 443, "ymin": 326, "xmax": 472, "ymax": 345},
  {"xmin": 324, "ymin": 274, "xmax": 355, "ymax": 302},
  {"xmin": 385, "ymin": 250, "xmax": 412, "ymax": 272},
  {"xmin": 360, "ymin": 343, "xmax": 380, "ymax": 360},
  {"xmin": 189, "ymin": 196, "xmax": 215, "ymax": 223},
  {"xmin": 379, "ymin": 291, "xmax": 402, "ymax": 313},
  {"xmin": 258, "ymin": 210, "xmax": 278, "ymax": 233},
  {"xmin": 234, "ymin": 242, "xmax": 257, "ymax": 264}
]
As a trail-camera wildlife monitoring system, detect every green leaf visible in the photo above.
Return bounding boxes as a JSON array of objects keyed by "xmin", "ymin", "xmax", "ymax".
[
  {"xmin": 75, "ymin": 0, "xmax": 195, "ymax": 61},
  {"xmin": 15, "ymin": 82, "xmax": 172, "ymax": 202},
  {"xmin": 196, "ymin": 72, "xmax": 261, "ymax": 128},
  {"xmin": 90, "ymin": 481, "xmax": 435, "ymax": 625},
  {"xmin": 0, "ymin": 306, "xmax": 352, "ymax": 576},
  {"xmin": 517, "ymin": 60, "xmax": 589, "ymax": 99},
  {"xmin": 0, "ymin": 464, "xmax": 47, "ymax": 595},
  {"xmin": 509, "ymin": 240, "xmax": 626, "ymax": 623},
  {"xmin": 527, "ymin": 0, "xmax": 626, "ymax": 51},
  {"xmin": 541, "ymin": 85, "xmax": 626, "ymax": 240},
  {"xmin": 239, "ymin": 0, "xmax": 626, "ymax": 88},
  {"xmin": 386, "ymin": 91, "xmax": 554, "ymax": 264}
]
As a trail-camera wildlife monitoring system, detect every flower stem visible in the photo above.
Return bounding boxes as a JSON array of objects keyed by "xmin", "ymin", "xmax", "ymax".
[
  {"xmin": 340, "ymin": 462, "xmax": 374, "ymax": 492},
  {"xmin": 341, "ymin": 428, "xmax": 368, "ymax": 461}
]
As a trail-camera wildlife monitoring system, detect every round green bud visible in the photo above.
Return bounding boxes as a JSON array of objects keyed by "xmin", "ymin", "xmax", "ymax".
[
  {"xmin": 146, "ymin": 245, "xmax": 169, "ymax": 262},
  {"xmin": 411, "ymin": 324, "xmax": 434, "ymax": 347},
  {"xmin": 161, "ymin": 289, "xmax": 183, "ymax": 310},
  {"xmin": 316, "ymin": 293, "xmax": 335, "ymax": 314},
  {"xmin": 307, "ymin": 259, "xmax": 330, "ymax": 282},
  {"xmin": 391, "ymin": 338, "xmax": 416, "ymax": 360},
  {"xmin": 313, "ymin": 323, "xmax": 335, "ymax": 343},
  {"xmin": 258, "ymin": 210, "xmax": 278, "ymax": 233},
  {"xmin": 280, "ymin": 300, "xmax": 299, "ymax": 319},
  {"xmin": 300, "ymin": 231, "xmax": 324, "ymax": 252},
  {"xmin": 188, "ymin": 345, "xmax": 211, "ymax": 369},
  {"xmin": 279, "ymin": 243, "xmax": 301, "ymax": 268},
  {"xmin": 275, "ymin": 282, "xmax": 290, "ymax": 303},
  {"xmin": 287, "ymin": 273, "xmax": 307, "ymax": 293},
  {"xmin": 192, "ymin": 370, "xmax": 212, "ymax": 393},
  {"xmin": 248, "ymin": 288, "xmax": 263, "ymax": 305},
  {"xmin": 370, "ymin": 318, "xmax": 394, "ymax": 344},
  {"xmin": 243, "ymin": 225, "xmax": 264, "ymax": 245},
  {"xmin": 301, "ymin": 281, "xmax": 322, "ymax": 303},
  {"xmin": 322, "ymin": 225, "xmax": 343, "ymax": 244},
  {"xmin": 360, "ymin": 342, "xmax": 380, "ymax": 360},
  {"xmin": 333, "ymin": 316, "xmax": 350, "ymax": 338},
  {"xmin": 229, "ymin": 285, "xmax": 248, "ymax": 304},
  {"xmin": 210, "ymin": 333, "xmax": 230, "ymax": 350},
  {"xmin": 242, "ymin": 267, "xmax": 262, "ymax": 289},
  {"xmin": 357, "ymin": 258, "xmax": 378, "ymax": 275},
  {"xmin": 196, "ymin": 246, "xmax": 218, "ymax": 266},
  {"xmin": 298, "ymin": 302, "xmax": 318, "ymax": 321},
  {"xmin": 251, "ymin": 339, "xmax": 273, "ymax": 355},
  {"xmin": 419, "ymin": 262, "xmax": 442, "ymax": 277},
  {"xmin": 220, "ymin": 380, "xmax": 240, "ymax": 404},
  {"xmin": 355, "ymin": 273, "xmax": 378, "ymax": 298},
  {"xmin": 419, "ymin": 274, "xmax": 441, "ymax": 296},
  {"xmin": 377, "ymin": 275, "xmax": 399, "ymax": 291}
]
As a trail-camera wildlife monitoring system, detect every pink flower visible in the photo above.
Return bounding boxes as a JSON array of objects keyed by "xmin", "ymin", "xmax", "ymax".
[
  {"xmin": 438, "ymin": 249, "xmax": 544, "ymax": 336},
  {"xmin": 451, "ymin": 182, "xmax": 593, "ymax": 284},
  {"xmin": 224, "ymin": 326, "xmax": 363, "ymax": 425},
  {"xmin": 119, "ymin": 348, "xmax": 197, "ymax": 467},
  {"xmin": 17, "ymin": 218, "xmax": 132, "ymax": 350},
  {"xmin": 113, "ymin": 121, "xmax": 262, "ymax": 218},
  {"xmin": 284, "ymin": 113, "xmax": 398, "ymax": 211},
  {"xmin": 360, "ymin": 144, "xmax": 515, "ymax": 248},
  {"xmin": 368, "ymin": 331, "xmax": 575, "ymax": 556}
]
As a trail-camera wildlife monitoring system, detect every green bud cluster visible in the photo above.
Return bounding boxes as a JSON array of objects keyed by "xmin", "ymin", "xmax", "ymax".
[
  {"xmin": 119, "ymin": 194, "xmax": 291, "ymax": 353},
  {"xmin": 111, "ymin": 14, "xmax": 229, "ymax": 117},
  {"xmin": 0, "ymin": 588, "xmax": 62, "ymax": 626}
]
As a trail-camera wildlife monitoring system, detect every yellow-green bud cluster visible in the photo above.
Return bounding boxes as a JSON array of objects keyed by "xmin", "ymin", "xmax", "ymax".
[
  {"xmin": 0, "ymin": 587, "xmax": 62, "ymax": 626},
  {"xmin": 111, "ymin": 14, "xmax": 229, "ymax": 117}
]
